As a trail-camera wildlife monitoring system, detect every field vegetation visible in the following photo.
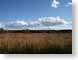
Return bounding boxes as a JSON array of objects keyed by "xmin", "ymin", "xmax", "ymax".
[{"xmin": 0, "ymin": 29, "xmax": 72, "ymax": 54}]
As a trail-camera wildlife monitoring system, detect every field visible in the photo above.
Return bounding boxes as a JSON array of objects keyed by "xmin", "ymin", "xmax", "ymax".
[{"xmin": 0, "ymin": 30, "xmax": 72, "ymax": 54}]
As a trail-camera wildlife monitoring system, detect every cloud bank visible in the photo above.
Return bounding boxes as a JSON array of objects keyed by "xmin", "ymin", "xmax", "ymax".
[{"xmin": 0, "ymin": 16, "xmax": 72, "ymax": 30}]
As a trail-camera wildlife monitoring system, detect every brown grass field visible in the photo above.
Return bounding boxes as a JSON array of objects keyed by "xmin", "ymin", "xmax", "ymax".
[{"xmin": 0, "ymin": 30, "xmax": 72, "ymax": 54}]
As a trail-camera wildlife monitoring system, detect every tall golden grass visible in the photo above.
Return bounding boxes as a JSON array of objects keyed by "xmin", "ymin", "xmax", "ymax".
[{"xmin": 0, "ymin": 31, "xmax": 72, "ymax": 54}]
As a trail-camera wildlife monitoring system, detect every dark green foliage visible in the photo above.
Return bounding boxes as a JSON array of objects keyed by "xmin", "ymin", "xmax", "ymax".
[{"xmin": 0, "ymin": 28, "xmax": 4, "ymax": 31}]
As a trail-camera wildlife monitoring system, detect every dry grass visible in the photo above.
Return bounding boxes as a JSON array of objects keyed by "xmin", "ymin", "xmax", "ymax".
[{"xmin": 0, "ymin": 31, "xmax": 72, "ymax": 54}]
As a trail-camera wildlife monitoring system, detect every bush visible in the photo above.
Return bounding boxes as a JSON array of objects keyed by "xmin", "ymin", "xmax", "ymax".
[{"xmin": 0, "ymin": 28, "xmax": 4, "ymax": 31}]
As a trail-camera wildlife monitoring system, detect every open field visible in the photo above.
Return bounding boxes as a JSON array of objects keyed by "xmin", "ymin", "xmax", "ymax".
[{"xmin": 0, "ymin": 30, "xmax": 72, "ymax": 54}]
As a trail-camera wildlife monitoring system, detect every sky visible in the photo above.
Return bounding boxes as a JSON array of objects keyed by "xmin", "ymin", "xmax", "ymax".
[{"xmin": 0, "ymin": 0, "xmax": 72, "ymax": 30}]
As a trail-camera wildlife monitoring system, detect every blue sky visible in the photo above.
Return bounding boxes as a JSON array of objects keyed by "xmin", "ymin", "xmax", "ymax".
[{"xmin": 0, "ymin": 0, "xmax": 72, "ymax": 30}]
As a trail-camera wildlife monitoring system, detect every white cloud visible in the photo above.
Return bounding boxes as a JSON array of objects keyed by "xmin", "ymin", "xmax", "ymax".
[
  {"xmin": 70, "ymin": 21, "xmax": 72, "ymax": 25},
  {"xmin": 0, "ymin": 23, "xmax": 2, "ymax": 28},
  {"xmin": 65, "ymin": 2, "xmax": 72, "ymax": 7},
  {"xmin": 15, "ymin": 20, "xmax": 28, "ymax": 26},
  {"xmin": 28, "ymin": 21, "xmax": 41, "ymax": 27},
  {"xmin": 0, "ymin": 23, "xmax": 4, "ymax": 28},
  {"xmin": 51, "ymin": 0, "xmax": 60, "ymax": 8},
  {"xmin": 0, "ymin": 16, "xmax": 72, "ymax": 30},
  {"xmin": 3, "ymin": 20, "xmax": 29, "ymax": 30},
  {"xmin": 38, "ymin": 16, "xmax": 68, "ymax": 26}
]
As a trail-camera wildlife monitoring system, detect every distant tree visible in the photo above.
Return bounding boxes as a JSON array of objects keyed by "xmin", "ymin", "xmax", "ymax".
[
  {"xmin": 25, "ymin": 29, "xmax": 30, "ymax": 32},
  {"xmin": 0, "ymin": 28, "xmax": 4, "ymax": 31}
]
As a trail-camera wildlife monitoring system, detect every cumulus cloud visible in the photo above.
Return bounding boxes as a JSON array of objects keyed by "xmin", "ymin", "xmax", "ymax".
[
  {"xmin": 3, "ymin": 21, "xmax": 28, "ymax": 30},
  {"xmin": 70, "ymin": 21, "xmax": 72, "ymax": 25},
  {"xmin": 38, "ymin": 16, "xmax": 67, "ymax": 26},
  {"xmin": 0, "ymin": 16, "xmax": 72, "ymax": 30},
  {"xmin": 0, "ymin": 23, "xmax": 4, "ymax": 28},
  {"xmin": 51, "ymin": 0, "xmax": 60, "ymax": 8},
  {"xmin": 65, "ymin": 2, "xmax": 72, "ymax": 7},
  {"xmin": 15, "ymin": 20, "xmax": 28, "ymax": 26},
  {"xmin": 28, "ymin": 21, "xmax": 41, "ymax": 27},
  {"xmin": 0, "ymin": 23, "xmax": 2, "ymax": 28}
]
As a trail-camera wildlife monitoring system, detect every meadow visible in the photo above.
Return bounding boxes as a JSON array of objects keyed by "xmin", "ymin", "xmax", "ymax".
[{"xmin": 0, "ymin": 30, "xmax": 72, "ymax": 54}]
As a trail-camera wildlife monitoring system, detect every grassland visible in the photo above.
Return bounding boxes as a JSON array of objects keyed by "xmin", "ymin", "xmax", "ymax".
[{"xmin": 0, "ymin": 30, "xmax": 72, "ymax": 54}]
